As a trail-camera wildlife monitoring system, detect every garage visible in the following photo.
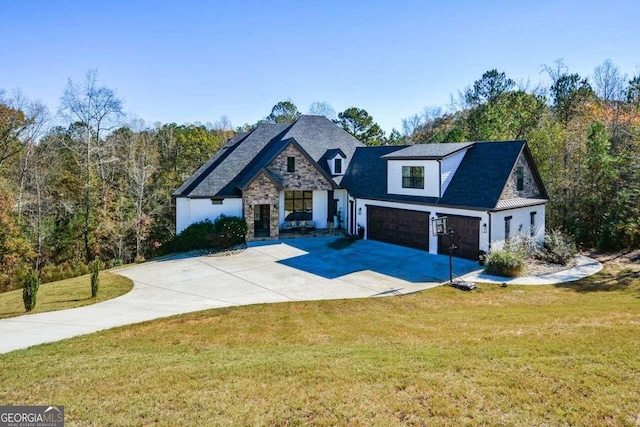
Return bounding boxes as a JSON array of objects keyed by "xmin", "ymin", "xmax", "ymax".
[
  {"xmin": 367, "ymin": 206, "xmax": 430, "ymax": 250},
  {"xmin": 437, "ymin": 215, "xmax": 480, "ymax": 260}
]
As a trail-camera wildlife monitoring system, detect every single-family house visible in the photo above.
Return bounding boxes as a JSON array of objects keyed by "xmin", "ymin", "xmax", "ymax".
[{"xmin": 173, "ymin": 115, "xmax": 548, "ymax": 260}]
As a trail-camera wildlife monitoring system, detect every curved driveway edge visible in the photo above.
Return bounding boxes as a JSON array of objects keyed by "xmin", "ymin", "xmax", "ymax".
[
  {"xmin": 461, "ymin": 255, "xmax": 603, "ymax": 285},
  {"xmin": 0, "ymin": 237, "xmax": 480, "ymax": 354}
]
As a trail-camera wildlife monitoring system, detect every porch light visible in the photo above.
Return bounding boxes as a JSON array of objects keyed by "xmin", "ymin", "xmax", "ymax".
[
  {"xmin": 482, "ymin": 223, "xmax": 487, "ymax": 233},
  {"xmin": 358, "ymin": 207, "xmax": 362, "ymax": 215},
  {"xmin": 432, "ymin": 216, "xmax": 448, "ymax": 237}
]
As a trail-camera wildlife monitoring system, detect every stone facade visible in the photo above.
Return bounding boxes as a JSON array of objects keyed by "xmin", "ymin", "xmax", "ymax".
[
  {"xmin": 500, "ymin": 152, "xmax": 541, "ymax": 200},
  {"xmin": 243, "ymin": 143, "xmax": 334, "ymax": 241},
  {"xmin": 243, "ymin": 172, "xmax": 280, "ymax": 241},
  {"xmin": 267, "ymin": 144, "xmax": 333, "ymax": 191}
]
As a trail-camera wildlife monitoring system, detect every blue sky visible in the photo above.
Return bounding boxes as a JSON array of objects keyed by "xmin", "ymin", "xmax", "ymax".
[{"xmin": 2, "ymin": 1, "xmax": 639, "ymax": 133}]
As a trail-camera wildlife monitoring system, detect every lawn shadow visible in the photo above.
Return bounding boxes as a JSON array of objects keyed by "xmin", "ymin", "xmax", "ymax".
[
  {"xmin": 42, "ymin": 297, "xmax": 91, "ymax": 305},
  {"xmin": 554, "ymin": 267, "xmax": 640, "ymax": 293}
]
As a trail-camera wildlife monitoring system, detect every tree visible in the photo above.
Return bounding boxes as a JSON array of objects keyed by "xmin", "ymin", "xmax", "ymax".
[
  {"xmin": 266, "ymin": 101, "xmax": 301, "ymax": 124},
  {"xmin": 592, "ymin": 59, "xmax": 626, "ymax": 102},
  {"xmin": 544, "ymin": 60, "xmax": 594, "ymax": 124},
  {"xmin": 464, "ymin": 69, "xmax": 515, "ymax": 106},
  {"xmin": 22, "ymin": 269, "xmax": 40, "ymax": 312},
  {"xmin": 0, "ymin": 91, "xmax": 48, "ymax": 170},
  {"xmin": 384, "ymin": 128, "xmax": 404, "ymax": 145},
  {"xmin": 308, "ymin": 101, "xmax": 337, "ymax": 120},
  {"xmin": 59, "ymin": 69, "xmax": 123, "ymax": 262},
  {"xmin": 0, "ymin": 178, "xmax": 34, "ymax": 291},
  {"xmin": 466, "ymin": 91, "xmax": 546, "ymax": 140},
  {"xmin": 336, "ymin": 107, "xmax": 385, "ymax": 145},
  {"xmin": 627, "ymin": 75, "xmax": 640, "ymax": 104}
]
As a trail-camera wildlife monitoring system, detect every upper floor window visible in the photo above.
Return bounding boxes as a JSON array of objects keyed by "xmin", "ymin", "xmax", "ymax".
[
  {"xmin": 402, "ymin": 166, "xmax": 424, "ymax": 189},
  {"xmin": 334, "ymin": 158, "xmax": 342, "ymax": 174},
  {"xmin": 287, "ymin": 157, "xmax": 295, "ymax": 172},
  {"xmin": 516, "ymin": 166, "xmax": 524, "ymax": 191}
]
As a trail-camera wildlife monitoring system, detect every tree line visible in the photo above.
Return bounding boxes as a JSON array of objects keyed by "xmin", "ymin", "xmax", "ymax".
[{"xmin": 1, "ymin": 60, "xmax": 639, "ymax": 290}]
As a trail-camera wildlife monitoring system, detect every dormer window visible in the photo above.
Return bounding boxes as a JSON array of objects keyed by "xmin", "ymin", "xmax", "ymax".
[
  {"xmin": 402, "ymin": 166, "xmax": 424, "ymax": 189},
  {"xmin": 334, "ymin": 158, "xmax": 342, "ymax": 174}
]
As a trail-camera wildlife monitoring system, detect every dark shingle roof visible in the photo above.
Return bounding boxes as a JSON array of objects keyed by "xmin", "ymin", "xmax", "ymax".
[
  {"xmin": 279, "ymin": 115, "xmax": 364, "ymax": 174},
  {"xmin": 174, "ymin": 115, "xmax": 365, "ymax": 198},
  {"xmin": 324, "ymin": 148, "xmax": 346, "ymax": 159},
  {"xmin": 381, "ymin": 142, "xmax": 473, "ymax": 159},
  {"xmin": 341, "ymin": 146, "xmax": 410, "ymax": 199},
  {"xmin": 341, "ymin": 140, "xmax": 542, "ymax": 210},
  {"xmin": 439, "ymin": 141, "xmax": 525, "ymax": 209},
  {"xmin": 173, "ymin": 123, "xmax": 289, "ymax": 197}
]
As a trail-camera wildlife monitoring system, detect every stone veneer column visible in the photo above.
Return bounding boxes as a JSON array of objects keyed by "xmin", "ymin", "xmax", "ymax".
[{"xmin": 244, "ymin": 172, "xmax": 280, "ymax": 241}]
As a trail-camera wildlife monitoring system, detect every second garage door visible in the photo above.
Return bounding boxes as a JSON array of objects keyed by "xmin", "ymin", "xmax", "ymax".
[
  {"xmin": 437, "ymin": 215, "xmax": 480, "ymax": 260},
  {"xmin": 367, "ymin": 206, "xmax": 430, "ymax": 250}
]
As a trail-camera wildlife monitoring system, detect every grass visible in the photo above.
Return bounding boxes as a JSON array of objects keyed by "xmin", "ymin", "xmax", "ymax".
[
  {"xmin": 0, "ymin": 272, "xmax": 133, "ymax": 319},
  {"xmin": 0, "ymin": 264, "xmax": 639, "ymax": 425}
]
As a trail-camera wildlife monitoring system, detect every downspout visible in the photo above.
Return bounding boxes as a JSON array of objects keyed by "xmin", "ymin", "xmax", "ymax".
[
  {"xmin": 438, "ymin": 160, "xmax": 442, "ymax": 197},
  {"xmin": 487, "ymin": 211, "xmax": 493, "ymax": 253}
]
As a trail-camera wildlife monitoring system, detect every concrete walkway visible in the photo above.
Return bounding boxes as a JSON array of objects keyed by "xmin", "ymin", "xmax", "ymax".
[
  {"xmin": 0, "ymin": 237, "xmax": 480, "ymax": 354},
  {"xmin": 461, "ymin": 255, "xmax": 603, "ymax": 285}
]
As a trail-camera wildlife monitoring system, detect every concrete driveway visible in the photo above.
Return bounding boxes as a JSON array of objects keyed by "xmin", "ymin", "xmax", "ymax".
[{"xmin": 0, "ymin": 236, "xmax": 480, "ymax": 354}]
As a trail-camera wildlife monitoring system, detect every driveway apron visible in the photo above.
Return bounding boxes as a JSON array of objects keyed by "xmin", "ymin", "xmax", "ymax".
[{"xmin": 0, "ymin": 237, "xmax": 480, "ymax": 354}]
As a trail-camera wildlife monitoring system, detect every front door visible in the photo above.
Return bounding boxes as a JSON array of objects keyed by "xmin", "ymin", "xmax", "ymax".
[{"xmin": 254, "ymin": 204, "xmax": 270, "ymax": 238}]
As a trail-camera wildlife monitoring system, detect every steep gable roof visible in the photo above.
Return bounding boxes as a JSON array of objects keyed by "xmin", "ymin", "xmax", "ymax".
[
  {"xmin": 342, "ymin": 140, "xmax": 548, "ymax": 210},
  {"xmin": 236, "ymin": 137, "xmax": 337, "ymax": 190},
  {"xmin": 174, "ymin": 116, "xmax": 365, "ymax": 198},
  {"xmin": 439, "ymin": 141, "xmax": 527, "ymax": 208},
  {"xmin": 280, "ymin": 115, "xmax": 364, "ymax": 163},
  {"xmin": 173, "ymin": 123, "xmax": 289, "ymax": 198},
  {"xmin": 341, "ymin": 145, "xmax": 421, "ymax": 200}
]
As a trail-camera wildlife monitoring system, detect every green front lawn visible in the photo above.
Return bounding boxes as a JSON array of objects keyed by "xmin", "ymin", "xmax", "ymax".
[
  {"xmin": 0, "ymin": 272, "xmax": 133, "ymax": 319},
  {"xmin": 1, "ymin": 264, "xmax": 638, "ymax": 425}
]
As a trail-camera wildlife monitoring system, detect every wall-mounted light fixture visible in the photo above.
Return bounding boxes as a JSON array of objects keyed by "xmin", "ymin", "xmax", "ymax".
[
  {"xmin": 482, "ymin": 223, "xmax": 487, "ymax": 233},
  {"xmin": 358, "ymin": 207, "xmax": 362, "ymax": 215}
]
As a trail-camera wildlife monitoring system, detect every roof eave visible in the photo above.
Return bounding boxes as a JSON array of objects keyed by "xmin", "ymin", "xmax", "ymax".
[{"xmin": 239, "ymin": 167, "xmax": 284, "ymax": 191}]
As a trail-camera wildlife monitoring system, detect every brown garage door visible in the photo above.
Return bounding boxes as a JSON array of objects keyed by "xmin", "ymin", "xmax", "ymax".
[
  {"xmin": 367, "ymin": 206, "xmax": 430, "ymax": 250},
  {"xmin": 437, "ymin": 215, "xmax": 480, "ymax": 260}
]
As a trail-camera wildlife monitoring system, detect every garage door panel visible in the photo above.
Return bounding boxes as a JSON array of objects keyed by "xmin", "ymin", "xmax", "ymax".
[
  {"xmin": 437, "ymin": 215, "xmax": 480, "ymax": 260},
  {"xmin": 368, "ymin": 206, "xmax": 429, "ymax": 251}
]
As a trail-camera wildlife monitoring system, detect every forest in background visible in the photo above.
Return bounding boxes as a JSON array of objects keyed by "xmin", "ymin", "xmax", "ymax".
[{"xmin": 1, "ymin": 59, "xmax": 639, "ymax": 290}]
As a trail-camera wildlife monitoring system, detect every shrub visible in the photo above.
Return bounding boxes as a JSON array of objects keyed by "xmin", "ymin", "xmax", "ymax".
[
  {"xmin": 163, "ymin": 216, "xmax": 248, "ymax": 254},
  {"xmin": 538, "ymin": 229, "xmax": 577, "ymax": 265},
  {"xmin": 22, "ymin": 269, "xmax": 40, "ymax": 312},
  {"xmin": 90, "ymin": 260, "xmax": 101, "ymax": 298},
  {"xmin": 485, "ymin": 250, "xmax": 525, "ymax": 277},
  {"xmin": 163, "ymin": 220, "xmax": 217, "ymax": 254},
  {"xmin": 212, "ymin": 215, "xmax": 248, "ymax": 249},
  {"xmin": 504, "ymin": 231, "xmax": 541, "ymax": 259}
]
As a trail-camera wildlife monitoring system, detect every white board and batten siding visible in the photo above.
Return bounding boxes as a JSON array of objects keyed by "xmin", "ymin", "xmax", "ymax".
[
  {"xmin": 440, "ymin": 150, "xmax": 467, "ymax": 195},
  {"xmin": 387, "ymin": 148, "xmax": 469, "ymax": 198},
  {"xmin": 175, "ymin": 197, "xmax": 243, "ymax": 234},
  {"xmin": 490, "ymin": 205, "xmax": 546, "ymax": 251},
  {"xmin": 387, "ymin": 160, "xmax": 440, "ymax": 197}
]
